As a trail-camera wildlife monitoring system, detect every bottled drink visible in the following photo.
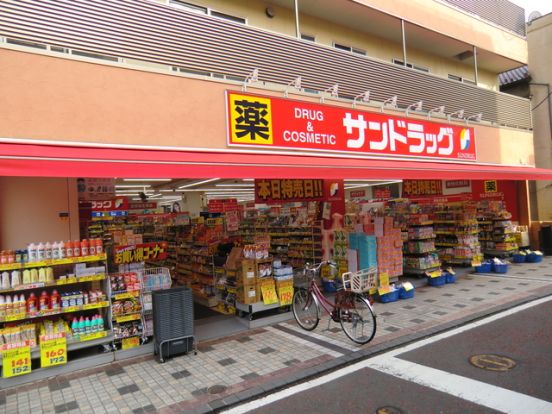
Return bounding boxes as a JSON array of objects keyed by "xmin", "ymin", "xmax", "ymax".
[
  {"xmin": 81, "ymin": 239, "xmax": 89, "ymax": 256},
  {"xmin": 73, "ymin": 241, "xmax": 81, "ymax": 257}
]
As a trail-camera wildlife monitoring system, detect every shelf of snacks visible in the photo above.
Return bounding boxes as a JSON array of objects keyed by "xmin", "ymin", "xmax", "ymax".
[
  {"xmin": 402, "ymin": 213, "xmax": 440, "ymax": 275},
  {"xmin": 477, "ymin": 201, "xmax": 518, "ymax": 256},
  {"xmin": 109, "ymin": 273, "xmax": 144, "ymax": 346}
]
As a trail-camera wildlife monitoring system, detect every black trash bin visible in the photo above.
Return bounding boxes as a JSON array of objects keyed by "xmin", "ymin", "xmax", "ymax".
[{"xmin": 540, "ymin": 225, "xmax": 552, "ymax": 255}]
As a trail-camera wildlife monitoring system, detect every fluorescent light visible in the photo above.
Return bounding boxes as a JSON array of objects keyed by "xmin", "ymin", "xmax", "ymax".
[
  {"xmin": 116, "ymin": 193, "xmax": 140, "ymax": 196},
  {"xmin": 149, "ymin": 194, "xmax": 163, "ymax": 199},
  {"xmin": 178, "ymin": 178, "xmax": 220, "ymax": 189},
  {"xmin": 123, "ymin": 178, "xmax": 172, "ymax": 182},
  {"xmin": 242, "ymin": 179, "xmax": 254, "ymax": 182},
  {"xmin": 115, "ymin": 184, "xmax": 152, "ymax": 188}
]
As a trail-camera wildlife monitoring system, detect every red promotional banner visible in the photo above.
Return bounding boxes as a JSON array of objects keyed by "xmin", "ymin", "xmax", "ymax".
[
  {"xmin": 373, "ymin": 188, "xmax": 391, "ymax": 199},
  {"xmin": 445, "ymin": 180, "xmax": 470, "ymax": 189},
  {"xmin": 114, "ymin": 242, "xmax": 168, "ymax": 264},
  {"xmin": 90, "ymin": 197, "xmax": 129, "ymax": 212},
  {"xmin": 349, "ymin": 190, "xmax": 366, "ymax": 198},
  {"xmin": 402, "ymin": 180, "xmax": 443, "ymax": 197},
  {"xmin": 227, "ymin": 91, "xmax": 476, "ymax": 161},
  {"xmin": 255, "ymin": 179, "xmax": 325, "ymax": 203}
]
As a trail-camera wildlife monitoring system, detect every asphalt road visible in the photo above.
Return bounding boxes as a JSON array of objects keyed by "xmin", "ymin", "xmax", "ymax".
[{"xmin": 237, "ymin": 298, "xmax": 552, "ymax": 414}]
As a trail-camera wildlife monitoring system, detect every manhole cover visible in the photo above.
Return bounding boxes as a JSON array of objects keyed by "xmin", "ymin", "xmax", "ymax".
[
  {"xmin": 375, "ymin": 406, "xmax": 404, "ymax": 414},
  {"xmin": 469, "ymin": 354, "xmax": 516, "ymax": 372},
  {"xmin": 207, "ymin": 384, "xmax": 228, "ymax": 394}
]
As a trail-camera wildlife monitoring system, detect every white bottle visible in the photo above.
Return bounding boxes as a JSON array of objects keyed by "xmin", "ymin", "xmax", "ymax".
[
  {"xmin": 1, "ymin": 272, "xmax": 10, "ymax": 289},
  {"xmin": 44, "ymin": 242, "xmax": 52, "ymax": 260},
  {"xmin": 10, "ymin": 270, "xmax": 21, "ymax": 287},
  {"xmin": 52, "ymin": 242, "xmax": 60, "ymax": 260},
  {"xmin": 58, "ymin": 241, "xmax": 66, "ymax": 259},
  {"xmin": 37, "ymin": 242, "xmax": 45, "ymax": 261},
  {"xmin": 28, "ymin": 243, "xmax": 37, "ymax": 262}
]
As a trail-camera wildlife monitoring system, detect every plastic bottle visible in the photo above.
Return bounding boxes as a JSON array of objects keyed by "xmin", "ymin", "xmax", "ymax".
[
  {"xmin": 97, "ymin": 314, "xmax": 104, "ymax": 331},
  {"xmin": 89, "ymin": 240, "xmax": 96, "ymax": 256},
  {"xmin": 50, "ymin": 290, "xmax": 60, "ymax": 310},
  {"xmin": 58, "ymin": 241, "xmax": 66, "ymax": 259},
  {"xmin": 38, "ymin": 267, "xmax": 47, "ymax": 283},
  {"xmin": 1, "ymin": 271, "xmax": 10, "ymax": 289},
  {"xmin": 78, "ymin": 316, "xmax": 85, "ymax": 334},
  {"xmin": 46, "ymin": 267, "xmax": 54, "ymax": 283},
  {"xmin": 44, "ymin": 242, "xmax": 52, "ymax": 260},
  {"xmin": 71, "ymin": 317, "xmax": 79, "ymax": 336},
  {"xmin": 39, "ymin": 291, "xmax": 49, "ymax": 311},
  {"xmin": 95, "ymin": 239, "xmax": 103, "ymax": 255},
  {"xmin": 37, "ymin": 242, "xmax": 45, "ymax": 261},
  {"xmin": 30, "ymin": 268, "xmax": 38, "ymax": 283},
  {"xmin": 27, "ymin": 243, "xmax": 37, "ymax": 262},
  {"xmin": 0, "ymin": 295, "xmax": 5, "ymax": 318},
  {"xmin": 65, "ymin": 241, "xmax": 74, "ymax": 258},
  {"xmin": 5, "ymin": 295, "xmax": 12, "ymax": 316},
  {"xmin": 51, "ymin": 242, "xmax": 59, "ymax": 260},
  {"xmin": 84, "ymin": 317, "xmax": 91, "ymax": 334},
  {"xmin": 81, "ymin": 239, "xmax": 89, "ymax": 257},
  {"xmin": 17, "ymin": 294, "xmax": 26, "ymax": 315},
  {"xmin": 10, "ymin": 270, "xmax": 21, "ymax": 288},
  {"xmin": 26, "ymin": 293, "xmax": 38, "ymax": 313},
  {"xmin": 73, "ymin": 241, "xmax": 81, "ymax": 257},
  {"xmin": 22, "ymin": 269, "xmax": 31, "ymax": 285}
]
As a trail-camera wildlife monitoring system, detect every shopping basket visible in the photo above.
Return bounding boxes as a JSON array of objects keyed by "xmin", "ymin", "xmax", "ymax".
[{"xmin": 341, "ymin": 267, "xmax": 378, "ymax": 293}]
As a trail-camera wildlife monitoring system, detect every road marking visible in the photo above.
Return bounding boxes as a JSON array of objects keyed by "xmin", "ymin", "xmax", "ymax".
[
  {"xmin": 264, "ymin": 326, "xmax": 344, "ymax": 358},
  {"xmin": 277, "ymin": 322, "xmax": 361, "ymax": 352},
  {"xmin": 221, "ymin": 295, "xmax": 552, "ymax": 414}
]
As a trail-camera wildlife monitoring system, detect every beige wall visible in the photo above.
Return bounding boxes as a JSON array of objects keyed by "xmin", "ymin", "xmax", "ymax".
[
  {"xmin": 528, "ymin": 14, "xmax": 552, "ymax": 221},
  {"xmin": 0, "ymin": 177, "xmax": 80, "ymax": 250},
  {"xmin": 0, "ymin": 48, "xmax": 534, "ymax": 167}
]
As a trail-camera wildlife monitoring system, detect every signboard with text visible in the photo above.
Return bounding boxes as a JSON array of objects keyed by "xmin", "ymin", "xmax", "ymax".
[
  {"xmin": 402, "ymin": 180, "xmax": 443, "ymax": 197},
  {"xmin": 114, "ymin": 242, "xmax": 168, "ymax": 264},
  {"xmin": 227, "ymin": 91, "xmax": 476, "ymax": 161},
  {"xmin": 255, "ymin": 179, "xmax": 325, "ymax": 203}
]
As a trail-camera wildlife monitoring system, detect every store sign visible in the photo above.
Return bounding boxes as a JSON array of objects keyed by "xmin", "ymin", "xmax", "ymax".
[
  {"xmin": 77, "ymin": 178, "xmax": 115, "ymax": 200},
  {"xmin": 349, "ymin": 190, "xmax": 366, "ymax": 198},
  {"xmin": 128, "ymin": 202, "xmax": 157, "ymax": 210},
  {"xmin": 114, "ymin": 242, "xmax": 168, "ymax": 264},
  {"xmin": 373, "ymin": 188, "xmax": 391, "ymax": 199},
  {"xmin": 226, "ymin": 91, "xmax": 477, "ymax": 161},
  {"xmin": 40, "ymin": 336, "xmax": 67, "ymax": 368},
  {"xmin": 255, "ymin": 179, "xmax": 324, "ymax": 203},
  {"xmin": 484, "ymin": 180, "xmax": 498, "ymax": 193},
  {"xmin": 90, "ymin": 197, "xmax": 129, "ymax": 212},
  {"xmin": 2, "ymin": 346, "xmax": 31, "ymax": 378},
  {"xmin": 260, "ymin": 285, "xmax": 279, "ymax": 305},
  {"xmin": 208, "ymin": 198, "xmax": 238, "ymax": 213},
  {"xmin": 122, "ymin": 337, "xmax": 140, "ymax": 350},
  {"xmin": 445, "ymin": 180, "xmax": 470, "ymax": 189},
  {"xmin": 402, "ymin": 180, "xmax": 443, "ymax": 197}
]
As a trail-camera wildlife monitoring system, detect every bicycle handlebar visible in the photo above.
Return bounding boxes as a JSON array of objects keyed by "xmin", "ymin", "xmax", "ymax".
[{"xmin": 304, "ymin": 261, "xmax": 337, "ymax": 274}]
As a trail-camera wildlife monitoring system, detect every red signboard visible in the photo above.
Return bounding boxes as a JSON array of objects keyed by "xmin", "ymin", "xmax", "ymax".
[
  {"xmin": 349, "ymin": 190, "xmax": 366, "ymax": 198},
  {"xmin": 90, "ymin": 197, "xmax": 129, "ymax": 212},
  {"xmin": 402, "ymin": 180, "xmax": 443, "ymax": 197},
  {"xmin": 128, "ymin": 202, "xmax": 157, "ymax": 210},
  {"xmin": 445, "ymin": 180, "xmax": 470, "ymax": 189},
  {"xmin": 255, "ymin": 179, "xmax": 325, "ymax": 203},
  {"xmin": 208, "ymin": 198, "xmax": 238, "ymax": 213},
  {"xmin": 227, "ymin": 91, "xmax": 476, "ymax": 161},
  {"xmin": 114, "ymin": 242, "xmax": 168, "ymax": 264},
  {"xmin": 373, "ymin": 188, "xmax": 391, "ymax": 199}
]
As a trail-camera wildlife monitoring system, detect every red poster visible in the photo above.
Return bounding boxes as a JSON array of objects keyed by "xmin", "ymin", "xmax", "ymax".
[
  {"xmin": 402, "ymin": 180, "xmax": 443, "ymax": 197},
  {"xmin": 445, "ymin": 180, "xmax": 470, "ymax": 189},
  {"xmin": 114, "ymin": 242, "xmax": 168, "ymax": 264},
  {"xmin": 373, "ymin": 188, "xmax": 391, "ymax": 199},
  {"xmin": 349, "ymin": 190, "xmax": 366, "ymax": 198},
  {"xmin": 227, "ymin": 91, "xmax": 476, "ymax": 161},
  {"xmin": 255, "ymin": 179, "xmax": 325, "ymax": 203}
]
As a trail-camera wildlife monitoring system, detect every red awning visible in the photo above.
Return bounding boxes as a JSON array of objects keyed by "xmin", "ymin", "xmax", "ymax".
[{"xmin": 1, "ymin": 142, "xmax": 551, "ymax": 180}]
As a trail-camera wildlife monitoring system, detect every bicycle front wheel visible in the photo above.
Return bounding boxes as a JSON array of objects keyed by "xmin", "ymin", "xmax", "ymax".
[
  {"xmin": 339, "ymin": 293, "xmax": 376, "ymax": 344},
  {"xmin": 292, "ymin": 288, "xmax": 319, "ymax": 331}
]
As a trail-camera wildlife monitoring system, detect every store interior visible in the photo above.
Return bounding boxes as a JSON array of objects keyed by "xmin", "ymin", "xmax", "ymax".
[{"xmin": 0, "ymin": 175, "xmax": 533, "ymax": 384}]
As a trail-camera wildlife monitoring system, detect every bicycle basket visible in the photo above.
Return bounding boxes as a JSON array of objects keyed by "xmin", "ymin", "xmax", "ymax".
[{"xmin": 342, "ymin": 267, "xmax": 378, "ymax": 293}]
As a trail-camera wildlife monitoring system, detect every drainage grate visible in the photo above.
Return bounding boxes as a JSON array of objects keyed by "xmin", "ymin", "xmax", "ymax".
[
  {"xmin": 208, "ymin": 384, "xmax": 228, "ymax": 394},
  {"xmin": 469, "ymin": 354, "xmax": 516, "ymax": 372},
  {"xmin": 375, "ymin": 407, "xmax": 404, "ymax": 414}
]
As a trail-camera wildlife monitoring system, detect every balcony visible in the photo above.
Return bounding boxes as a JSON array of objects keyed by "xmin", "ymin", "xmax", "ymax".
[{"xmin": 0, "ymin": 0, "xmax": 531, "ymax": 129}]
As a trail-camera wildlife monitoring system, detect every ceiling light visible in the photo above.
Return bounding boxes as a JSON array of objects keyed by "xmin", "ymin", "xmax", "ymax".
[
  {"xmin": 178, "ymin": 178, "xmax": 220, "ymax": 189},
  {"xmin": 115, "ymin": 184, "xmax": 152, "ymax": 188},
  {"xmin": 123, "ymin": 178, "xmax": 172, "ymax": 182},
  {"xmin": 215, "ymin": 183, "xmax": 255, "ymax": 187},
  {"xmin": 242, "ymin": 179, "xmax": 254, "ymax": 182}
]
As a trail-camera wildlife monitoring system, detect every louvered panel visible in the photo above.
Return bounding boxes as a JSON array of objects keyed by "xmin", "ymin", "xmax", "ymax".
[{"xmin": 0, "ymin": 0, "xmax": 531, "ymax": 129}]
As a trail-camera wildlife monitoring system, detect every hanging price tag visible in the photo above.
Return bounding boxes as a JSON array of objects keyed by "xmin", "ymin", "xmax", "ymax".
[
  {"xmin": 116, "ymin": 313, "xmax": 141, "ymax": 323},
  {"xmin": 40, "ymin": 337, "xmax": 67, "ymax": 368},
  {"xmin": 277, "ymin": 285, "xmax": 293, "ymax": 306},
  {"xmin": 122, "ymin": 337, "xmax": 140, "ymax": 350},
  {"xmin": 379, "ymin": 272, "xmax": 390, "ymax": 287},
  {"xmin": 79, "ymin": 331, "xmax": 107, "ymax": 342},
  {"xmin": 260, "ymin": 285, "xmax": 278, "ymax": 305},
  {"xmin": 2, "ymin": 346, "xmax": 32, "ymax": 378},
  {"xmin": 402, "ymin": 282, "xmax": 414, "ymax": 292}
]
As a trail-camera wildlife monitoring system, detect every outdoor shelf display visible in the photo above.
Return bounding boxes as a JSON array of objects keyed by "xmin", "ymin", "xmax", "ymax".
[
  {"xmin": 0, "ymin": 253, "xmax": 112, "ymax": 380},
  {"xmin": 402, "ymin": 216, "xmax": 441, "ymax": 274},
  {"xmin": 434, "ymin": 203, "xmax": 483, "ymax": 266},
  {"xmin": 477, "ymin": 201, "xmax": 518, "ymax": 257}
]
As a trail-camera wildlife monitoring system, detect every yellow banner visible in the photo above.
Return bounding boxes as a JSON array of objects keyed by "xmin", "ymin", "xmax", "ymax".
[
  {"xmin": 379, "ymin": 272, "xmax": 390, "ymax": 287},
  {"xmin": 113, "ymin": 292, "xmax": 139, "ymax": 301},
  {"xmin": 260, "ymin": 285, "xmax": 279, "ymax": 305},
  {"xmin": 277, "ymin": 285, "xmax": 293, "ymax": 306},
  {"xmin": 79, "ymin": 331, "xmax": 107, "ymax": 342},
  {"xmin": 2, "ymin": 346, "xmax": 31, "ymax": 378},
  {"xmin": 116, "ymin": 313, "xmax": 141, "ymax": 323},
  {"xmin": 122, "ymin": 337, "xmax": 140, "ymax": 350},
  {"xmin": 40, "ymin": 337, "xmax": 67, "ymax": 368},
  {"xmin": 378, "ymin": 286, "xmax": 392, "ymax": 295}
]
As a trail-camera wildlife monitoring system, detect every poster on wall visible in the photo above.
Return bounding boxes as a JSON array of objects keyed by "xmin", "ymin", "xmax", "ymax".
[
  {"xmin": 77, "ymin": 178, "xmax": 115, "ymax": 200},
  {"xmin": 226, "ymin": 91, "xmax": 477, "ymax": 161}
]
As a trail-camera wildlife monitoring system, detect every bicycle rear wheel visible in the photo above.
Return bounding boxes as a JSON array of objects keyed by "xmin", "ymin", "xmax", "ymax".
[
  {"xmin": 292, "ymin": 288, "xmax": 319, "ymax": 331},
  {"xmin": 339, "ymin": 292, "xmax": 376, "ymax": 344}
]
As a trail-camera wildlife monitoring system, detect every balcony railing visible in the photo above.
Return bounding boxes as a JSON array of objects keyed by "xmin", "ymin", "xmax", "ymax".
[{"xmin": 0, "ymin": 0, "xmax": 532, "ymax": 130}]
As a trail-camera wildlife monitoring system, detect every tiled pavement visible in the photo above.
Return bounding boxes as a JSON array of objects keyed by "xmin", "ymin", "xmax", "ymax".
[{"xmin": 2, "ymin": 258, "xmax": 552, "ymax": 414}]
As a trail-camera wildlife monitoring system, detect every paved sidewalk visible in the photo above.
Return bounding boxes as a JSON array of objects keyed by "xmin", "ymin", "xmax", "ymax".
[{"xmin": 2, "ymin": 258, "xmax": 552, "ymax": 414}]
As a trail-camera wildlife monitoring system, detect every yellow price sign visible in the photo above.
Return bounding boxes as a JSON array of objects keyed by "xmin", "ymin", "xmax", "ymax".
[
  {"xmin": 2, "ymin": 346, "xmax": 31, "ymax": 378},
  {"xmin": 113, "ymin": 292, "xmax": 138, "ymax": 301},
  {"xmin": 377, "ymin": 285, "xmax": 392, "ymax": 296},
  {"xmin": 122, "ymin": 337, "xmax": 140, "ymax": 350},
  {"xmin": 79, "ymin": 331, "xmax": 107, "ymax": 342},
  {"xmin": 277, "ymin": 285, "xmax": 293, "ymax": 306},
  {"xmin": 260, "ymin": 285, "xmax": 279, "ymax": 305},
  {"xmin": 4, "ymin": 314, "xmax": 25, "ymax": 322},
  {"xmin": 40, "ymin": 337, "xmax": 67, "ymax": 368},
  {"xmin": 116, "ymin": 313, "xmax": 141, "ymax": 323},
  {"xmin": 402, "ymin": 282, "xmax": 414, "ymax": 292},
  {"xmin": 379, "ymin": 272, "xmax": 390, "ymax": 287}
]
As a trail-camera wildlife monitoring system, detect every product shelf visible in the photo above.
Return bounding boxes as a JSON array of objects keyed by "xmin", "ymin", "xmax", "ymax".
[
  {"xmin": 0, "ymin": 274, "xmax": 106, "ymax": 295},
  {"xmin": 0, "ymin": 254, "xmax": 107, "ymax": 272},
  {"xmin": 0, "ymin": 301, "xmax": 110, "ymax": 323}
]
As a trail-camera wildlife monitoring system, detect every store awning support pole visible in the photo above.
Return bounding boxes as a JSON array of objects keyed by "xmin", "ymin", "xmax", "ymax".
[
  {"xmin": 294, "ymin": 0, "xmax": 300, "ymax": 38},
  {"xmin": 401, "ymin": 19, "xmax": 407, "ymax": 66},
  {"xmin": 473, "ymin": 45, "xmax": 479, "ymax": 85}
]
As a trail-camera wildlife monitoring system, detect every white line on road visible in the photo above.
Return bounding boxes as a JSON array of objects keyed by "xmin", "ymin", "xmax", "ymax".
[
  {"xmin": 221, "ymin": 295, "xmax": 552, "ymax": 414},
  {"xmin": 264, "ymin": 326, "xmax": 344, "ymax": 358}
]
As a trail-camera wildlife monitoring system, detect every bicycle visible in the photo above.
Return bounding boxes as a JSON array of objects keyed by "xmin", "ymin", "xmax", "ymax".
[{"xmin": 291, "ymin": 261, "xmax": 377, "ymax": 345}]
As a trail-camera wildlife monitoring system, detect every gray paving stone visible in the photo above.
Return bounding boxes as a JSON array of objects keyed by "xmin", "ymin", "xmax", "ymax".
[
  {"xmin": 410, "ymin": 318, "xmax": 425, "ymax": 324},
  {"xmin": 258, "ymin": 346, "xmax": 277, "ymax": 354},
  {"xmin": 454, "ymin": 303, "xmax": 467, "ymax": 308},
  {"xmin": 471, "ymin": 297, "xmax": 484, "ymax": 301},
  {"xmin": 117, "ymin": 384, "xmax": 139, "ymax": 396},
  {"xmin": 385, "ymin": 326, "xmax": 400, "ymax": 332},
  {"xmin": 240, "ymin": 372, "xmax": 261, "ymax": 381},
  {"xmin": 217, "ymin": 358, "xmax": 237, "ymax": 366}
]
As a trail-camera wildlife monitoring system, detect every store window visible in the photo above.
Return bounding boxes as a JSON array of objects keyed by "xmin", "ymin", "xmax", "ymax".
[
  {"xmin": 169, "ymin": 0, "xmax": 207, "ymax": 14},
  {"xmin": 334, "ymin": 42, "xmax": 366, "ymax": 56},
  {"xmin": 448, "ymin": 74, "xmax": 476, "ymax": 85},
  {"xmin": 210, "ymin": 10, "xmax": 246, "ymax": 24},
  {"xmin": 301, "ymin": 34, "xmax": 316, "ymax": 42}
]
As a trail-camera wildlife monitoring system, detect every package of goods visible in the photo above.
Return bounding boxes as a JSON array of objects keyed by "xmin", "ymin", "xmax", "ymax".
[
  {"xmin": 237, "ymin": 283, "xmax": 257, "ymax": 305},
  {"xmin": 273, "ymin": 266, "xmax": 293, "ymax": 277},
  {"xmin": 225, "ymin": 247, "xmax": 243, "ymax": 270},
  {"xmin": 348, "ymin": 233, "xmax": 360, "ymax": 250},
  {"xmin": 357, "ymin": 235, "xmax": 377, "ymax": 269},
  {"xmin": 374, "ymin": 217, "xmax": 384, "ymax": 237},
  {"xmin": 241, "ymin": 259, "xmax": 256, "ymax": 279},
  {"xmin": 347, "ymin": 249, "xmax": 358, "ymax": 273}
]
